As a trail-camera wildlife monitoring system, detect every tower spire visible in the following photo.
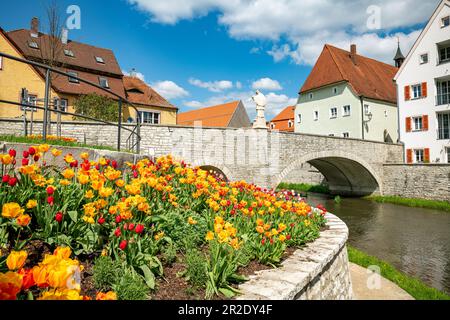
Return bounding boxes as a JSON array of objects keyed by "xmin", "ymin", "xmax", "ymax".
[{"xmin": 394, "ymin": 37, "xmax": 405, "ymax": 68}]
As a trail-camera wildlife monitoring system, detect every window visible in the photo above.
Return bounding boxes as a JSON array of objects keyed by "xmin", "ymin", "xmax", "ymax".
[
  {"xmin": 309, "ymin": 93, "xmax": 313, "ymax": 100},
  {"xmin": 343, "ymin": 105, "xmax": 351, "ymax": 116},
  {"xmin": 414, "ymin": 149, "xmax": 424, "ymax": 163},
  {"xmin": 139, "ymin": 111, "xmax": 160, "ymax": 124},
  {"xmin": 59, "ymin": 99, "xmax": 68, "ymax": 112},
  {"xmin": 412, "ymin": 116, "xmax": 423, "ymax": 131},
  {"xmin": 21, "ymin": 94, "xmax": 37, "ymax": 112},
  {"xmin": 330, "ymin": 107, "xmax": 338, "ymax": 118},
  {"xmin": 364, "ymin": 104, "xmax": 370, "ymax": 115},
  {"xmin": 333, "ymin": 87, "xmax": 338, "ymax": 95},
  {"xmin": 28, "ymin": 41, "xmax": 39, "ymax": 49},
  {"xmin": 447, "ymin": 147, "xmax": 450, "ymax": 164},
  {"xmin": 412, "ymin": 84, "xmax": 422, "ymax": 99},
  {"xmin": 95, "ymin": 56, "xmax": 105, "ymax": 64},
  {"xmin": 270, "ymin": 123, "xmax": 275, "ymax": 129},
  {"xmin": 342, "ymin": 132, "xmax": 349, "ymax": 138},
  {"xmin": 442, "ymin": 16, "xmax": 450, "ymax": 28},
  {"xmin": 68, "ymin": 71, "xmax": 79, "ymax": 83},
  {"xmin": 288, "ymin": 120, "xmax": 293, "ymax": 128},
  {"xmin": 419, "ymin": 53, "xmax": 428, "ymax": 64},
  {"xmin": 313, "ymin": 110, "xmax": 319, "ymax": 121},
  {"xmin": 439, "ymin": 45, "xmax": 450, "ymax": 63},
  {"xmin": 64, "ymin": 49, "xmax": 74, "ymax": 57},
  {"xmin": 437, "ymin": 81, "xmax": 450, "ymax": 105},
  {"xmin": 99, "ymin": 77, "xmax": 109, "ymax": 89},
  {"xmin": 438, "ymin": 113, "xmax": 450, "ymax": 140},
  {"xmin": 0, "ymin": 56, "xmax": 3, "ymax": 70},
  {"xmin": 328, "ymin": 134, "xmax": 335, "ymax": 137},
  {"xmin": 297, "ymin": 114, "xmax": 302, "ymax": 124}
]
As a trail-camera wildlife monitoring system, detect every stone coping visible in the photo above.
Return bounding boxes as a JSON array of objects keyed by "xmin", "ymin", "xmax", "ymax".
[{"xmin": 236, "ymin": 213, "xmax": 349, "ymax": 300}]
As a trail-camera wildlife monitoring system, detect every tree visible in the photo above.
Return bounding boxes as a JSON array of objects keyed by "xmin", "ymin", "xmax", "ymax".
[{"xmin": 73, "ymin": 93, "xmax": 119, "ymax": 122}]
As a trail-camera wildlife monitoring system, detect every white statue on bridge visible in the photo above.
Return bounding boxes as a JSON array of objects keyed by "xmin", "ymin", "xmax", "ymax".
[{"xmin": 252, "ymin": 90, "xmax": 268, "ymax": 129}]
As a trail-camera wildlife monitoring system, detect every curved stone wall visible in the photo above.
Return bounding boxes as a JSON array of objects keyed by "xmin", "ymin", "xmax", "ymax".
[{"xmin": 237, "ymin": 213, "xmax": 352, "ymax": 300}]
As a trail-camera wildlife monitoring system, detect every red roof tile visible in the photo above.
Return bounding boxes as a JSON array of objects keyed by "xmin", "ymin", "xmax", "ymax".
[
  {"xmin": 177, "ymin": 101, "xmax": 241, "ymax": 127},
  {"xmin": 300, "ymin": 44, "xmax": 398, "ymax": 104},
  {"xmin": 269, "ymin": 106, "xmax": 295, "ymax": 132},
  {"xmin": 123, "ymin": 76, "xmax": 177, "ymax": 110}
]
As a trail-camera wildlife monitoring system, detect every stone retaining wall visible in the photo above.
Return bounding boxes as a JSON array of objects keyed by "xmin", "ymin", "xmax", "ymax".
[
  {"xmin": 237, "ymin": 213, "xmax": 353, "ymax": 300},
  {"xmin": 382, "ymin": 164, "xmax": 450, "ymax": 201}
]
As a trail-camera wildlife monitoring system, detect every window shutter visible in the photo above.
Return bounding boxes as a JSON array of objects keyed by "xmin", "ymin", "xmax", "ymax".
[
  {"xmin": 424, "ymin": 148, "xmax": 430, "ymax": 163},
  {"xmin": 423, "ymin": 115, "xmax": 429, "ymax": 131},
  {"xmin": 405, "ymin": 117, "xmax": 412, "ymax": 132},
  {"xmin": 421, "ymin": 82, "xmax": 427, "ymax": 98},
  {"xmin": 404, "ymin": 86, "xmax": 411, "ymax": 101},
  {"xmin": 406, "ymin": 149, "xmax": 413, "ymax": 164}
]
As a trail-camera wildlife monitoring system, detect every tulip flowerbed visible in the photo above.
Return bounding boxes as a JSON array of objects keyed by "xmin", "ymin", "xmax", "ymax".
[{"xmin": 0, "ymin": 144, "xmax": 327, "ymax": 300}]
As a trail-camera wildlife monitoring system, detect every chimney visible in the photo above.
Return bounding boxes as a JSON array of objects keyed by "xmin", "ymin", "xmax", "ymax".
[
  {"xmin": 30, "ymin": 17, "xmax": 39, "ymax": 37},
  {"xmin": 61, "ymin": 28, "xmax": 68, "ymax": 45},
  {"xmin": 350, "ymin": 44, "xmax": 357, "ymax": 65}
]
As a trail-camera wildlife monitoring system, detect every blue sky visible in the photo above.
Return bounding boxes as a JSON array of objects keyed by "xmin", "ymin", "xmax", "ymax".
[{"xmin": 0, "ymin": 0, "xmax": 437, "ymax": 118}]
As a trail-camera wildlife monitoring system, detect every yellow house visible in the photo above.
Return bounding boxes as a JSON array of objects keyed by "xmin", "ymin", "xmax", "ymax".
[{"xmin": 123, "ymin": 75, "xmax": 178, "ymax": 125}]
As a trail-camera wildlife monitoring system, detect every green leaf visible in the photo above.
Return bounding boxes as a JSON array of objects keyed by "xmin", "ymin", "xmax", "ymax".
[
  {"xmin": 218, "ymin": 287, "xmax": 236, "ymax": 298},
  {"xmin": 140, "ymin": 265, "xmax": 155, "ymax": 289},
  {"xmin": 68, "ymin": 211, "xmax": 78, "ymax": 223}
]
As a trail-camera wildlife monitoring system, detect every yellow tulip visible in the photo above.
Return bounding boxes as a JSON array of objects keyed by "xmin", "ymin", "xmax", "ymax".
[
  {"xmin": 26, "ymin": 199, "xmax": 38, "ymax": 209},
  {"xmin": 2, "ymin": 203, "xmax": 24, "ymax": 219},
  {"xmin": 6, "ymin": 251, "xmax": 28, "ymax": 270},
  {"xmin": 16, "ymin": 214, "xmax": 31, "ymax": 227},
  {"xmin": 205, "ymin": 231, "xmax": 215, "ymax": 241}
]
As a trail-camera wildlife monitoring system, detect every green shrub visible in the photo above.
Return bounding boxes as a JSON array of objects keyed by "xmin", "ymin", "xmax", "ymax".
[
  {"xmin": 162, "ymin": 245, "xmax": 177, "ymax": 266},
  {"xmin": 185, "ymin": 249, "xmax": 208, "ymax": 287},
  {"xmin": 114, "ymin": 270, "xmax": 150, "ymax": 300},
  {"xmin": 93, "ymin": 256, "xmax": 122, "ymax": 292}
]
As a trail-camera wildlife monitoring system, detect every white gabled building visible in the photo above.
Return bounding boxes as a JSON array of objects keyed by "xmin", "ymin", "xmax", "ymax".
[{"xmin": 394, "ymin": 0, "xmax": 450, "ymax": 164}]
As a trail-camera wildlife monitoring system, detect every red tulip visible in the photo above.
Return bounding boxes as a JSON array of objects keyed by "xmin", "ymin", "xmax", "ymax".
[
  {"xmin": 22, "ymin": 158, "xmax": 29, "ymax": 166},
  {"xmin": 286, "ymin": 235, "xmax": 292, "ymax": 240},
  {"xmin": 8, "ymin": 149, "xmax": 16, "ymax": 157},
  {"xmin": 123, "ymin": 223, "xmax": 128, "ymax": 230},
  {"xmin": 28, "ymin": 147, "xmax": 36, "ymax": 155},
  {"xmin": 46, "ymin": 186, "xmax": 55, "ymax": 195},
  {"xmin": 22, "ymin": 151, "xmax": 29, "ymax": 158},
  {"xmin": 2, "ymin": 175, "xmax": 10, "ymax": 183},
  {"xmin": 70, "ymin": 160, "xmax": 78, "ymax": 168},
  {"xmin": 47, "ymin": 196, "xmax": 54, "ymax": 205},
  {"xmin": 98, "ymin": 217, "xmax": 105, "ymax": 225},
  {"xmin": 112, "ymin": 160, "xmax": 118, "ymax": 169},
  {"xmin": 127, "ymin": 223, "xmax": 135, "ymax": 231},
  {"xmin": 55, "ymin": 212, "xmax": 63, "ymax": 223},
  {"xmin": 119, "ymin": 240, "xmax": 128, "ymax": 250},
  {"xmin": 115, "ymin": 215, "xmax": 121, "ymax": 223},
  {"xmin": 95, "ymin": 164, "xmax": 100, "ymax": 170},
  {"xmin": 8, "ymin": 177, "xmax": 18, "ymax": 187},
  {"xmin": 135, "ymin": 224, "xmax": 144, "ymax": 234},
  {"xmin": 133, "ymin": 171, "xmax": 138, "ymax": 178},
  {"xmin": 114, "ymin": 228, "xmax": 121, "ymax": 237},
  {"xmin": 33, "ymin": 155, "xmax": 40, "ymax": 162},
  {"xmin": 261, "ymin": 238, "xmax": 266, "ymax": 245},
  {"xmin": 20, "ymin": 269, "xmax": 35, "ymax": 290}
]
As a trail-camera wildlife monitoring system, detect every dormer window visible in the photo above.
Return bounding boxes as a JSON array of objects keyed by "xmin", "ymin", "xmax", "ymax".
[
  {"xmin": 95, "ymin": 56, "xmax": 105, "ymax": 64},
  {"xmin": 64, "ymin": 49, "xmax": 75, "ymax": 57},
  {"xmin": 28, "ymin": 41, "xmax": 39, "ymax": 49},
  {"xmin": 99, "ymin": 77, "xmax": 109, "ymax": 89},
  {"xmin": 68, "ymin": 71, "xmax": 79, "ymax": 83},
  {"xmin": 442, "ymin": 16, "xmax": 450, "ymax": 28}
]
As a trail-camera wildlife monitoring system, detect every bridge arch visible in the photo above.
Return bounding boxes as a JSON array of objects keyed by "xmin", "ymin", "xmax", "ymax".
[{"xmin": 274, "ymin": 150, "xmax": 383, "ymax": 196}]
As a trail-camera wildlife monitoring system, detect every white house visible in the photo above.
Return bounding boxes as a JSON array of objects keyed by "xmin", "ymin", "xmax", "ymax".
[
  {"xmin": 394, "ymin": 0, "xmax": 450, "ymax": 164},
  {"xmin": 296, "ymin": 44, "xmax": 399, "ymax": 143}
]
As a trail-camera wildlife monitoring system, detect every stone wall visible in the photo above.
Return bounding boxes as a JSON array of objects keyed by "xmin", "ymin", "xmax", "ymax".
[
  {"xmin": 280, "ymin": 163, "xmax": 326, "ymax": 186},
  {"xmin": 237, "ymin": 213, "xmax": 353, "ymax": 300},
  {"xmin": 383, "ymin": 164, "xmax": 450, "ymax": 201}
]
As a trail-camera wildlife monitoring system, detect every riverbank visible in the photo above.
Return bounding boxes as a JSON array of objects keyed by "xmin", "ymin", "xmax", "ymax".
[
  {"xmin": 347, "ymin": 246, "xmax": 450, "ymax": 300},
  {"xmin": 363, "ymin": 195, "xmax": 450, "ymax": 212}
]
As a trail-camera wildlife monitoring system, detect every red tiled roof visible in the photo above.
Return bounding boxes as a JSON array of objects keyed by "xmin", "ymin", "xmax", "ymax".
[
  {"xmin": 300, "ymin": 44, "xmax": 398, "ymax": 104},
  {"xmin": 123, "ymin": 76, "xmax": 177, "ymax": 110},
  {"xmin": 269, "ymin": 106, "xmax": 295, "ymax": 132},
  {"xmin": 177, "ymin": 101, "xmax": 240, "ymax": 127},
  {"xmin": 271, "ymin": 106, "xmax": 295, "ymax": 122}
]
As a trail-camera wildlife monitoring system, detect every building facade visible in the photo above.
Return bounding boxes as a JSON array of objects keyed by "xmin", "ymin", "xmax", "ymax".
[
  {"xmin": 395, "ymin": 0, "xmax": 450, "ymax": 164},
  {"xmin": 269, "ymin": 106, "xmax": 295, "ymax": 132},
  {"xmin": 295, "ymin": 44, "xmax": 399, "ymax": 143}
]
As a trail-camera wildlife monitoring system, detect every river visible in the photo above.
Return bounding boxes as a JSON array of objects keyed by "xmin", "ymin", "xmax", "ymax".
[{"xmin": 305, "ymin": 193, "xmax": 450, "ymax": 295}]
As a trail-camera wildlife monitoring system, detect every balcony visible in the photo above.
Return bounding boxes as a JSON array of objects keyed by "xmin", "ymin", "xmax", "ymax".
[{"xmin": 436, "ymin": 93, "xmax": 450, "ymax": 106}]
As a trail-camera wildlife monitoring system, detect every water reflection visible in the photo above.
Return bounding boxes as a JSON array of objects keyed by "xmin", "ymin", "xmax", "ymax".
[{"xmin": 305, "ymin": 193, "xmax": 450, "ymax": 294}]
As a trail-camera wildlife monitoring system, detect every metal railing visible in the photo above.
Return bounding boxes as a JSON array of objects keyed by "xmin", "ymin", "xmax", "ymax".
[
  {"xmin": 0, "ymin": 51, "xmax": 141, "ymax": 153},
  {"xmin": 436, "ymin": 93, "xmax": 450, "ymax": 106}
]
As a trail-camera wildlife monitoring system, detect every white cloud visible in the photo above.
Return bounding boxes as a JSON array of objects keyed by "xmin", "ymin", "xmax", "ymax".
[
  {"xmin": 189, "ymin": 78, "xmax": 235, "ymax": 92},
  {"xmin": 151, "ymin": 81, "xmax": 189, "ymax": 99},
  {"xmin": 122, "ymin": 69, "xmax": 146, "ymax": 81},
  {"xmin": 183, "ymin": 90, "xmax": 296, "ymax": 119},
  {"xmin": 128, "ymin": 0, "xmax": 439, "ymax": 65},
  {"xmin": 252, "ymin": 77, "xmax": 282, "ymax": 91}
]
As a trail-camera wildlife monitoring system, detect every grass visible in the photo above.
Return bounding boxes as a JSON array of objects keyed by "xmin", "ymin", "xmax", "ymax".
[
  {"xmin": 364, "ymin": 195, "xmax": 450, "ymax": 213},
  {"xmin": 347, "ymin": 245, "xmax": 450, "ymax": 300},
  {"xmin": 277, "ymin": 182, "xmax": 330, "ymax": 194},
  {"xmin": 0, "ymin": 134, "xmax": 127, "ymax": 153}
]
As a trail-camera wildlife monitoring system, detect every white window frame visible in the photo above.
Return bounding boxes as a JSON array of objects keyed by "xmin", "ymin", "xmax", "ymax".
[
  {"xmin": 414, "ymin": 149, "xmax": 424, "ymax": 163},
  {"xmin": 342, "ymin": 132, "xmax": 349, "ymax": 138},
  {"xmin": 99, "ymin": 77, "xmax": 109, "ymax": 89},
  {"xmin": 364, "ymin": 104, "xmax": 370, "ymax": 115},
  {"xmin": 441, "ymin": 16, "xmax": 450, "ymax": 28},
  {"xmin": 138, "ymin": 111, "xmax": 160, "ymax": 124},
  {"xmin": 419, "ymin": 53, "xmax": 429, "ymax": 64},
  {"xmin": 412, "ymin": 84, "xmax": 423, "ymax": 99},
  {"xmin": 28, "ymin": 41, "xmax": 39, "ymax": 49},
  {"xmin": 95, "ymin": 56, "xmax": 105, "ymax": 64},
  {"xmin": 313, "ymin": 110, "xmax": 319, "ymax": 121},
  {"xmin": 288, "ymin": 120, "xmax": 293, "ymax": 128},
  {"xmin": 342, "ymin": 105, "xmax": 351, "ymax": 117},
  {"xmin": 412, "ymin": 116, "xmax": 423, "ymax": 131},
  {"xmin": 297, "ymin": 114, "xmax": 302, "ymax": 124},
  {"xmin": 68, "ymin": 71, "xmax": 79, "ymax": 83},
  {"xmin": 439, "ymin": 45, "xmax": 450, "ymax": 63},
  {"xmin": 64, "ymin": 49, "xmax": 75, "ymax": 57},
  {"xmin": 21, "ymin": 94, "xmax": 38, "ymax": 112},
  {"xmin": 60, "ymin": 99, "xmax": 68, "ymax": 112},
  {"xmin": 330, "ymin": 107, "xmax": 338, "ymax": 119}
]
